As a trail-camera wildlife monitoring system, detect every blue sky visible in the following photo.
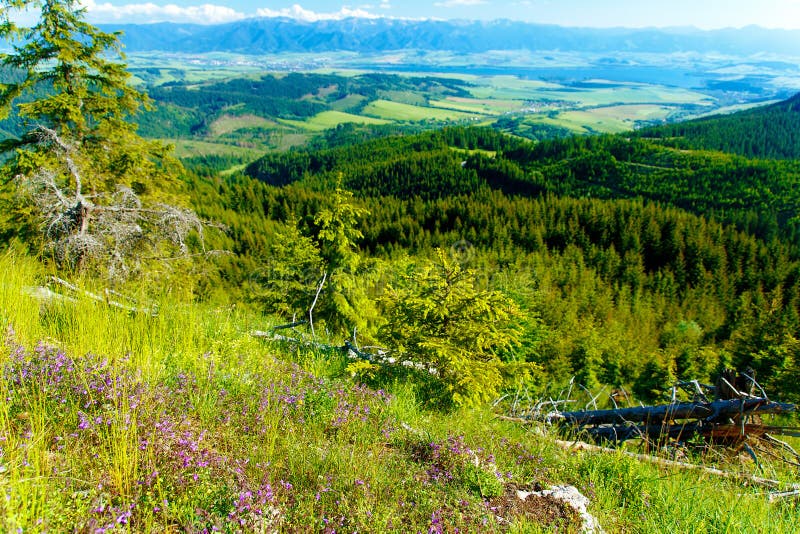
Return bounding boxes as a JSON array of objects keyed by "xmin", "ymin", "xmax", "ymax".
[{"xmin": 73, "ymin": 0, "xmax": 800, "ymax": 28}]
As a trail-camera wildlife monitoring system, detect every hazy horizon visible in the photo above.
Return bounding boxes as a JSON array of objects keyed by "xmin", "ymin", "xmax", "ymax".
[{"xmin": 71, "ymin": 1, "xmax": 800, "ymax": 30}]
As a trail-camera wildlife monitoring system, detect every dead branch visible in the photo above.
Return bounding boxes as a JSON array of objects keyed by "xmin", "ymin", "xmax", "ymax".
[
  {"xmin": 769, "ymin": 490, "xmax": 800, "ymax": 502},
  {"xmin": 750, "ymin": 443, "xmax": 800, "ymax": 470},
  {"xmin": 269, "ymin": 320, "xmax": 309, "ymax": 333},
  {"xmin": 35, "ymin": 126, "xmax": 84, "ymax": 204},
  {"xmin": 251, "ymin": 330, "xmax": 437, "ymax": 375},
  {"xmin": 48, "ymin": 276, "xmax": 157, "ymax": 315},
  {"xmin": 497, "ymin": 415, "xmax": 530, "ymax": 424},
  {"xmin": 24, "ymin": 285, "xmax": 77, "ymax": 303},
  {"xmin": 308, "ymin": 271, "xmax": 327, "ymax": 338},
  {"xmin": 17, "ymin": 127, "xmax": 215, "ymax": 281},
  {"xmin": 764, "ymin": 434, "xmax": 800, "ymax": 460}
]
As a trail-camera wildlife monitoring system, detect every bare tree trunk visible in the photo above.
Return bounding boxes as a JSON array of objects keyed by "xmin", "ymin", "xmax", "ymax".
[{"xmin": 309, "ymin": 271, "xmax": 327, "ymax": 339}]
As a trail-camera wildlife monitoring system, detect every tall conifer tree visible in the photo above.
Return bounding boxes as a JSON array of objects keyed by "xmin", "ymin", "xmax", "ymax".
[{"xmin": 0, "ymin": 0, "xmax": 204, "ymax": 280}]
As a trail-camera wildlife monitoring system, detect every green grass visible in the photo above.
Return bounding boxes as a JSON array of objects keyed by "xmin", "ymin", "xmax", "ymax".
[
  {"xmin": 168, "ymin": 139, "xmax": 263, "ymax": 159},
  {"xmin": 377, "ymin": 90, "xmax": 429, "ymax": 106},
  {"xmin": 691, "ymin": 100, "xmax": 782, "ymax": 118},
  {"xmin": 307, "ymin": 110, "xmax": 391, "ymax": 129},
  {"xmin": 428, "ymin": 97, "xmax": 519, "ymax": 115},
  {"xmin": 540, "ymin": 85, "xmax": 714, "ymax": 108},
  {"xmin": 278, "ymin": 109, "xmax": 389, "ymax": 133},
  {"xmin": 329, "ymin": 94, "xmax": 368, "ymax": 112},
  {"xmin": 518, "ymin": 104, "xmax": 678, "ymax": 135},
  {"xmin": 362, "ymin": 99, "xmax": 481, "ymax": 122},
  {"xmin": 2, "ymin": 251, "xmax": 798, "ymax": 532},
  {"xmin": 551, "ymin": 110, "xmax": 637, "ymax": 134},
  {"xmin": 524, "ymin": 115, "xmax": 590, "ymax": 135},
  {"xmin": 208, "ymin": 114, "xmax": 279, "ymax": 136}
]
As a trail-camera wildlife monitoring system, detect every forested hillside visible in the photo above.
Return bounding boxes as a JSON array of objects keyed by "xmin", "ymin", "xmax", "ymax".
[
  {"xmin": 636, "ymin": 93, "xmax": 800, "ymax": 159},
  {"xmin": 207, "ymin": 108, "xmax": 800, "ymax": 403},
  {"xmin": 140, "ymin": 72, "xmax": 472, "ymax": 139}
]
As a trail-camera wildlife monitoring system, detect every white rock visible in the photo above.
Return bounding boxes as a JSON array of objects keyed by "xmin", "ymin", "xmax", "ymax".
[{"xmin": 518, "ymin": 484, "xmax": 604, "ymax": 534}]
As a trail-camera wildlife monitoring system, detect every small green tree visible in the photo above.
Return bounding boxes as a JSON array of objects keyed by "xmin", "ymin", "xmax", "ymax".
[
  {"xmin": 255, "ymin": 187, "xmax": 377, "ymax": 340},
  {"xmin": 380, "ymin": 249, "xmax": 533, "ymax": 407},
  {"xmin": 0, "ymin": 0, "xmax": 203, "ymax": 281},
  {"xmin": 772, "ymin": 336, "xmax": 800, "ymax": 402},
  {"xmin": 253, "ymin": 221, "xmax": 324, "ymax": 320},
  {"xmin": 310, "ymin": 184, "xmax": 374, "ymax": 338},
  {"xmin": 314, "ymin": 185, "xmax": 366, "ymax": 273},
  {"xmin": 632, "ymin": 353, "xmax": 676, "ymax": 404}
]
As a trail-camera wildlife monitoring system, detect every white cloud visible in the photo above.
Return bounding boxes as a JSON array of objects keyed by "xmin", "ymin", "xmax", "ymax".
[
  {"xmin": 434, "ymin": 0, "xmax": 487, "ymax": 6},
  {"xmin": 256, "ymin": 4, "xmax": 381, "ymax": 21},
  {"xmin": 81, "ymin": 1, "xmax": 247, "ymax": 24}
]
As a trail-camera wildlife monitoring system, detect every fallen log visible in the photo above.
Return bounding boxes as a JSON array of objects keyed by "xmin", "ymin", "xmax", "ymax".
[
  {"xmin": 251, "ymin": 330, "xmax": 439, "ymax": 374},
  {"xmin": 581, "ymin": 422, "xmax": 781, "ymax": 444},
  {"xmin": 555, "ymin": 398, "xmax": 795, "ymax": 426},
  {"xmin": 27, "ymin": 276, "xmax": 158, "ymax": 315},
  {"xmin": 583, "ymin": 422, "xmax": 702, "ymax": 442},
  {"xmin": 702, "ymin": 424, "xmax": 769, "ymax": 440}
]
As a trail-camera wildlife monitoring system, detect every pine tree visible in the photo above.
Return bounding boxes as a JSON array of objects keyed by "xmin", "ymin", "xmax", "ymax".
[
  {"xmin": 0, "ymin": 0, "xmax": 204, "ymax": 281},
  {"xmin": 252, "ymin": 221, "xmax": 324, "ymax": 320},
  {"xmin": 379, "ymin": 249, "xmax": 533, "ymax": 407}
]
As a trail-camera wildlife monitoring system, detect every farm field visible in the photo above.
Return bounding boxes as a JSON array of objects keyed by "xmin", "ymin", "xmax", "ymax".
[
  {"xmin": 361, "ymin": 99, "xmax": 485, "ymax": 122},
  {"xmin": 303, "ymin": 110, "xmax": 391, "ymax": 129},
  {"xmin": 534, "ymin": 82, "xmax": 713, "ymax": 107},
  {"xmin": 169, "ymin": 139, "xmax": 263, "ymax": 159},
  {"xmin": 541, "ymin": 104, "xmax": 679, "ymax": 133},
  {"xmin": 122, "ymin": 51, "xmax": 800, "ymax": 163},
  {"xmin": 278, "ymin": 111, "xmax": 392, "ymax": 132},
  {"xmin": 428, "ymin": 97, "xmax": 521, "ymax": 114},
  {"xmin": 208, "ymin": 114, "xmax": 278, "ymax": 137}
]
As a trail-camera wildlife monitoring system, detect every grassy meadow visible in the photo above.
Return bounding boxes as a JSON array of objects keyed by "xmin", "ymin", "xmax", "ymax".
[
  {"xmin": 2, "ymin": 251, "xmax": 799, "ymax": 532},
  {"xmin": 208, "ymin": 115, "xmax": 279, "ymax": 137},
  {"xmin": 280, "ymin": 111, "xmax": 391, "ymax": 132},
  {"xmin": 361, "ymin": 99, "xmax": 483, "ymax": 122},
  {"xmin": 169, "ymin": 140, "xmax": 263, "ymax": 160}
]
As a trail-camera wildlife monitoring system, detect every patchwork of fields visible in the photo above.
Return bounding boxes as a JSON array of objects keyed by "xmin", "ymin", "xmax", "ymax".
[{"xmin": 127, "ymin": 51, "xmax": 797, "ymax": 159}]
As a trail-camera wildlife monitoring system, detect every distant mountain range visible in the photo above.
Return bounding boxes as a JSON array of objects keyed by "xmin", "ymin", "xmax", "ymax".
[{"xmin": 102, "ymin": 18, "xmax": 800, "ymax": 56}]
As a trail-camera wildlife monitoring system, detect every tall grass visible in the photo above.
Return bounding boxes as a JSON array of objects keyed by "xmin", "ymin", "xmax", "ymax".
[{"xmin": 1, "ymin": 251, "xmax": 798, "ymax": 532}]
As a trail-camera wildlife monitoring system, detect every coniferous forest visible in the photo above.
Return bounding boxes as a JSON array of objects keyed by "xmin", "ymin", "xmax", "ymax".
[{"xmin": 220, "ymin": 116, "xmax": 800, "ymax": 404}]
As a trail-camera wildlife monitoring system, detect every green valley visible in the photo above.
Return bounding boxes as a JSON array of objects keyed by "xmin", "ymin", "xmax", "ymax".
[
  {"xmin": 128, "ymin": 65, "xmax": 738, "ymax": 161},
  {"xmin": 2, "ymin": 3, "xmax": 800, "ymax": 532}
]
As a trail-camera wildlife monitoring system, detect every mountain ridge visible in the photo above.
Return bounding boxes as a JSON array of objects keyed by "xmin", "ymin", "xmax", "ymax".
[{"xmin": 103, "ymin": 18, "xmax": 800, "ymax": 55}]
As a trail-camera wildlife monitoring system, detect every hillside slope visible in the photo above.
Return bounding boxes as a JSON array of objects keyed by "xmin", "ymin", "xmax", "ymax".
[
  {"xmin": 230, "ymin": 125, "xmax": 800, "ymax": 406},
  {"xmin": 636, "ymin": 92, "xmax": 800, "ymax": 159},
  {"xmin": 2, "ymin": 253, "xmax": 798, "ymax": 532}
]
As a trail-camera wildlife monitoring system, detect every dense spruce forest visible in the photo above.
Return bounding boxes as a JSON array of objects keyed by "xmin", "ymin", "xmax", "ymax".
[
  {"xmin": 166, "ymin": 93, "xmax": 800, "ymax": 406},
  {"xmin": 635, "ymin": 93, "xmax": 800, "ymax": 159}
]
